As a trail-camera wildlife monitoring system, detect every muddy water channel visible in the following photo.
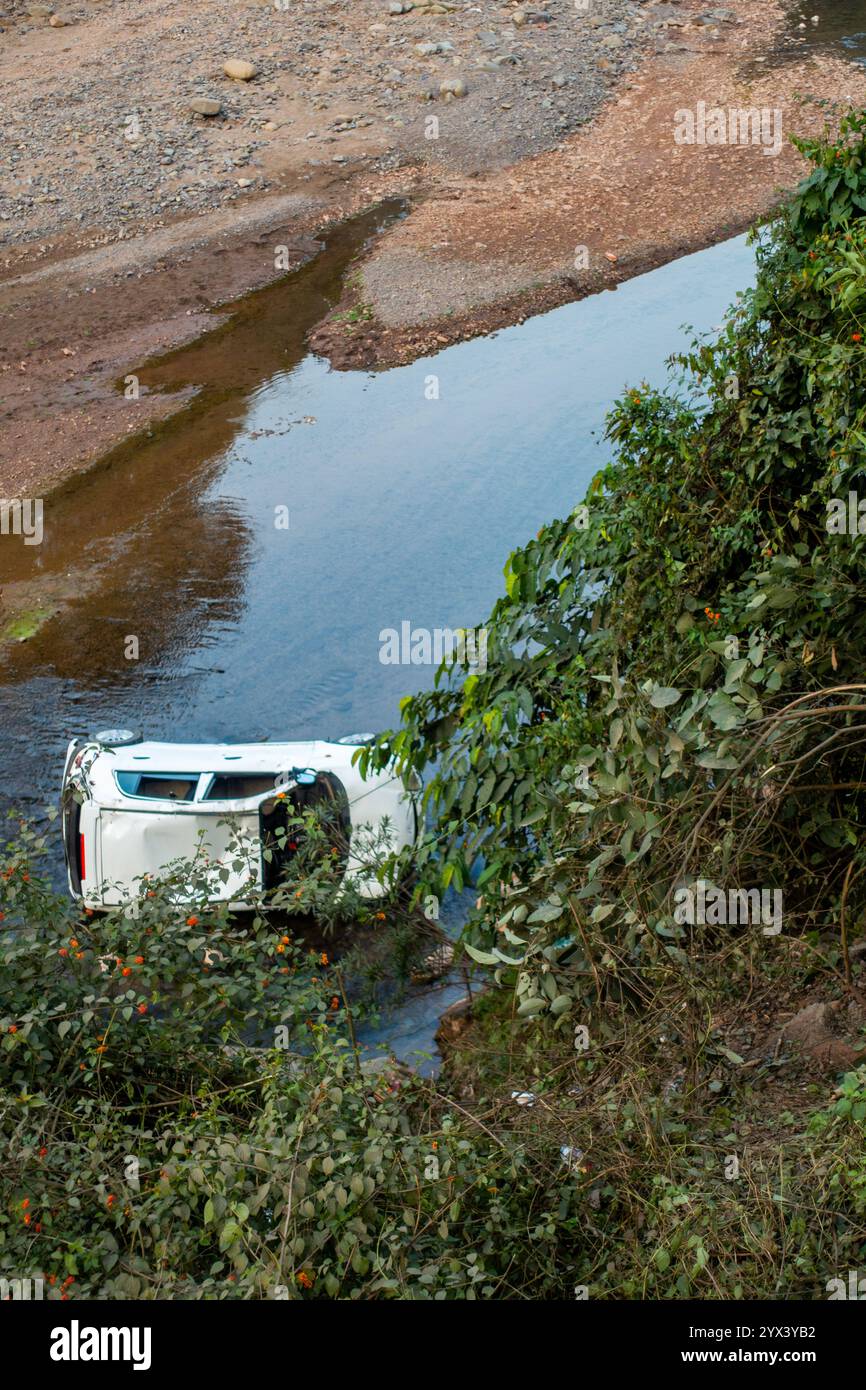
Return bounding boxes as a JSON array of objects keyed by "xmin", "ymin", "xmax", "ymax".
[{"xmin": 0, "ymin": 213, "xmax": 756, "ymax": 1064}]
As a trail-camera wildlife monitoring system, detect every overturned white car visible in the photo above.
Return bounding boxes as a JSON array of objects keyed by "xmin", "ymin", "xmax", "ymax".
[{"xmin": 61, "ymin": 729, "xmax": 421, "ymax": 910}]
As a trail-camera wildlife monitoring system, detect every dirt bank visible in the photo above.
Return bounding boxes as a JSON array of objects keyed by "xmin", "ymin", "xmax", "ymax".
[
  {"xmin": 0, "ymin": 0, "xmax": 864, "ymax": 504},
  {"xmin": 312, "ymin": 0, "xmax": 866, "ymax": 366}
]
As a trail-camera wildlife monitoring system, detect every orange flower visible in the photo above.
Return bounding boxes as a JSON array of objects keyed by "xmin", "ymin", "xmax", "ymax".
[
  {"xmin": 320, "ymin": 952, "xmax": 329, "ymax": 966},
  {"xmin": 8, "ymin": 1025, "xmax": 17, "ymax": 1034},
  {"xmin": 330, "ymin": 996, "xmax": 339, "ymax": 1010},
  {"xmin": 186, "ymin": 915, "xmax": 199, "ymax": 927},
  {"xmin": 23, "ymin": 1213, "xmax": 31, "ymax": 1226},
  {"xmin": 21, "ymin": 1197, "xmax": 29, "ymax": 1209},
  {"xmin": 84, "ymin": 908, "xmax": 94, "ymax": 917},
  {"xmin": 296, "ymin": 1271, "xmax": 314, "ymax": 1289},
  {"xmin": 38, "ymin": 1147, "xmax": 47, "ymax": 1158},
  {"xmin": 375, "ymin": 911, "xmax": 386, "ymax": 921},
  {"xmin": 134, "ymin": 955, "xmax": 144, "ymax": 965},
  {"xmin": 58, "ymin": 948, "xmax": 68, "ymax": 956},
  {"xmin": 281, "ymin": 935, "xmax": 290, "ymax": 944},
  {"xmin": 853, "ymin": 333, "xmax": 862, "ymax": 342},
  {"xmin": 122, "ymin": 967, "xmax": 132, "ymax": 977},
  {"xmin": 95, "ymin": 1044, "xmax": 107, "ymax": 1054},
  {"xmin": 69, "ymin": 938, "xmax": 79, "ymax": 949},
  {"xmin": 137, "ymin": 1003, "xmax": 148, "ymax": 1015},
  {"xmin": 276, "ymin": 944, "xmax": 285, "ymax": 954},
  {"xmin": 106, "ymin": 1194, "xmax": 115, "ymax": 1208}
]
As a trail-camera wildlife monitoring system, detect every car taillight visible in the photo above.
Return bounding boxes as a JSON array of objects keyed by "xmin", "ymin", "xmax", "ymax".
[{"xmin": 79, "ymin": 833, "xmax": 86, "ymax": 882}]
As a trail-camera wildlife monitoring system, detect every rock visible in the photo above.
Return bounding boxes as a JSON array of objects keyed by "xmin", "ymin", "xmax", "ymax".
[
  {"xmin": 439, "ymin": 76, "xmax": 468, "ymax": 98},
  {"xmin": 435, "ymin": 994, "xmax": 474, "ymax": 1047},
  {"xmin": 512, "ymin": 8, "xmax": 526, "ymax": 24},
  {"xmin": 781, "ymin": 999, "xmax": 866, "ymax": 1071},
  {"xmin": 411, "ymin": 941, "xmax": 454, "ymax": 985},
  {"xmin": 223, "ymin": 59, "xmax": 257, "ymax": 82},
  {"xmin": 551, "ymin": 72, "xmax": 568, "ymax": 88},
  {"xmin": 48, "ymin": 11, "xmax": 68, "ymax": 23},
  {"xmin": 190, "ymin": 98, "xmax": 222, "ymax": 117}
]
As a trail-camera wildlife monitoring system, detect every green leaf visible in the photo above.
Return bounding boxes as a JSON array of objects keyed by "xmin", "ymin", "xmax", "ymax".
[
  {"xmin": 650, "ymin": 686, "xmax": 682, "ymax": 709},
  {"xmin": 706, "ymin": 690, "xmax": 745, "ymax": 731},
  {"xmin": 463, "ymin": 943, "xmax": 501, "ymax": 966}
]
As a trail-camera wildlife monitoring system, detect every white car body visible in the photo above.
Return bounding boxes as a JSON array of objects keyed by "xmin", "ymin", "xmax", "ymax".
[{"xmin": 61, "ymin": 736, "xmax": 420, "ymax": 909}]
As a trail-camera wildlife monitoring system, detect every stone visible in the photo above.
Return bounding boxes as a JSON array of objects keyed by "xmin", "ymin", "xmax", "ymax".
[
  {"xmin": 439, "ymin": 76, "xmax": 468, "ymax": 98},
  {"xmin": 224, "ymin": 59, "xmax": 257, "ymax": 82},
  {"xmin": 48, "ymin": 11, "xmax": 68, "ymax": 23},
  {"xmin": 551, "ymin": 72, "xmax": 568, "ymax": 88},
  {"xmin": 190, "ymin": 98, "xmax": 222, "ymax": 116}
]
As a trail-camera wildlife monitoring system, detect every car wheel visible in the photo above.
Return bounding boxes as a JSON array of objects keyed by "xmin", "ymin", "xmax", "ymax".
[{"xmin": 90, "ymin": 728, "xmax": 142, "ymax": 748}]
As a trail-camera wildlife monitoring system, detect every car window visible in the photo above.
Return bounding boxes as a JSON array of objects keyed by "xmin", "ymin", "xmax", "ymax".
[
  {"xmin": 115, "ymin": 772, "xmax": 198, "ymax": 801},
  {"xmin": 203, "ymin": 774, "xmax": 278, "ymax": 800}
]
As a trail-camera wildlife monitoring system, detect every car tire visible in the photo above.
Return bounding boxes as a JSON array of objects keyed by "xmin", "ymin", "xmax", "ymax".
[{"xmin": 90, "ymin": 728, "xmax": 143, "ymax": 748}]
